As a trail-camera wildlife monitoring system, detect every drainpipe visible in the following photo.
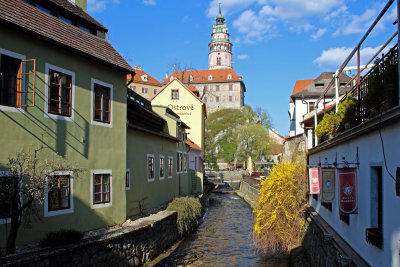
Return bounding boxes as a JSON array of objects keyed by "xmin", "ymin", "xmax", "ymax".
[
  {"xmin": 335, "ymin": 70, "xmax": 340, "ymax": 113},
  {"xmin": 314, "ymin": 108, "xmax": 318, "ymax": 146}
]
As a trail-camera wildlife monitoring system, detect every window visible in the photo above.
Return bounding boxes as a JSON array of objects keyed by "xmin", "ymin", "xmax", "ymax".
[
  {"xmin": 159, "ymin": 156, "xmax": 165, "ymax": 179},
  {"xmin": 229, "ymin": 84, "xmax": 233, "ymax": 91},
  {"xmin": 0, "ymin": 175, "xmax": 13, "ymax": 221},
  {"xmin": 208, "ymin": 75, "xmax": 213, "ymax": 81},
  {"xmin": 48, "ymin": 69, "xmax": 72, "ymax": 117},
  {"xmin": 93, "ymin": 173, "xmax": 110, "ymax": 205},
  {"xmin": 126, "ymin": 169, "xmax": 130, "ymax": 190},
  {"xmin": 44, "ymin": 171, "xmax": 74, "ymax": 217},
  {"xmin": 227, "ymin": 74, "xmax": 232, "ymax": 80},
  {"xmin": 217, "ymin": 57, "xmax": 221, "ymax": 65},
  {"xmin": 168, "ymin": 157, "xmax": 173, "ymax": 178},
  {"xmin": 216, "ymin": 85, "xmax": 220, "ymax": 91},
  {"xmin": 171, "ymin": 89, "xmax": 179, "ymax": 100},
  {"xmin": 91, "ymin": 79, "xmax": 113, "ymax": 127},
  {"xmin": 229, "ymin": 96, "xmax": 232, "ymax": 102},
  {"xmin": 79, "ymin": 25, "xmax": 91, "ymax": 33},
  {"xmin": 222, "ymin": 96, "xmax": 226, "ymax": 102},
  {"xmin": 308, "ymin": 102, "xmax": 315, "ymax": 112},
  {"xmin": 183, "ymin": 153, "xmax": 187, "ymax": 173},
  {"xmin": 368, "ymin": 166, "xmax": 383, "ymax": 248},
  {"xmin": 59, "ymin": 16, "xmax": 72, "ymax": 24},
  {"xmin": 147, "ymin": 155, "xmax": 155, "ymax": 181},
  {"xmin": 204, "ymin": 97, "xmax": 207, "ymax": 102},
  {"xmin": 1, "ymin": 50, "xmax": 36, "ymax": 110},
  {"xmin": 216, "ymin": 96, "xmax": 220, "ymax": 102},
  {"xmin": 177, "ymin": 152, "xmax": 180, "ymax": 172},
  {"xmin": 154, "ymin": 89, "xmax": 157, "ymax": 95},
  {"xmin": 180, "ymin": 153, "xmax": 183, "ymax": 172}
]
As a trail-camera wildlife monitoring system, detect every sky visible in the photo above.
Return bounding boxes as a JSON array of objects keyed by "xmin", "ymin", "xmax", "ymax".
[{"xmin": 87, "ymin": 0, "xmax": 397, "ymax": 136}]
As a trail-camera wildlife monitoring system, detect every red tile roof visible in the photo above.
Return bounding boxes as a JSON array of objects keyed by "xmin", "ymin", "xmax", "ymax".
[
  {"xmin": 164, "ymin": 69, "xmax": 243, "ymax": 84},
  {"xmin": 187, "ymin": 85, "xmax": 199, "ymax": 96},
  {"xmin": 0, "ymin": 0, "xmax": 133, "ymax": 73},
  {"xmin": 127, "ymin": 69, "xmax": 161, "ymax": 86},
  {"xmin": 290, "ymin": 79, "xmax": 314, "ymax": 102},
  {"xmin": 47, "ymin": 0, "xmax": 107, "ymax": 31},
  {"xmin": 186, "ymin": 138, "xmax": 202, "ymax": 151}
]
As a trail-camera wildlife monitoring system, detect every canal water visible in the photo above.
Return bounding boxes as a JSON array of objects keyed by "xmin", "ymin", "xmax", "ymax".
[{"xmin": 153, "ymin": 193, "xmax": 289, "ymax": 267}]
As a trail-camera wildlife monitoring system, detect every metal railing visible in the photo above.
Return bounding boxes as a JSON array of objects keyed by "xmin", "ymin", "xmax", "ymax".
[{"xmin": 314, "ymin": 0, "xmax": 400, "ymax": 145}]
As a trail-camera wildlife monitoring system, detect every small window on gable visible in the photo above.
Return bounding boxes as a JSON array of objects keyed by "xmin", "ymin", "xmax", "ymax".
[
  {"xmin": 141, "ymin": 75, "xmax": 147, "ymax": 81},
  {"xmin": 189, "ymin": 75, "xmax": 194, "ymax": 82},
  {"xmin": 227, "ymin": 74, "xmax": 232, "ymax": 80},
  {"xmin": 171, "ymin": 89, "xmax": 179, "ymax": 100},
  {"xmin": 208, "ymin": 75, "xmax": 213, "ymax": 81},
  {"xmin": 0, "ymin": 51, "xmax": 36, "ymax": 109},
  {"xmin": 315, "ymin": 83, "xmax": 324, "ymax": 88}
]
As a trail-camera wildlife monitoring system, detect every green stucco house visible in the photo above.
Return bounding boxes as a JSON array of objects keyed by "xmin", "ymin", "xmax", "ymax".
[{"xmin": 0, "ymin": 0, "xmax": 134, "ymax": 246}]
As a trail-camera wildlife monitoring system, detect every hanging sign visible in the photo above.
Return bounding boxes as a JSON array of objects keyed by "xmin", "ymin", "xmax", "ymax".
[
  {"xmin": 321, "ymin": 168, "xmax": 335, "ymax": 203},
  {"xmin": 338, "ymin": 168, "xmax": 358, "ymax": 214},
  {"xmin": 308, "ymin": 168, "xmax": 320, "ymax": 194}
]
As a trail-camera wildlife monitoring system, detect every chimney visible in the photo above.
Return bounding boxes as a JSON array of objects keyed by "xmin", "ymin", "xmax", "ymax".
[
  {"xmin": 69, "ymin": 0, "xmax": 87, "ymax": 12},
  {"xmin": 166, "ymin": 72, "xmax": 169, "ymax": 78},
  {"xmin": 134, "ymin": 65, "xmax": 142, "ymax": 70}
]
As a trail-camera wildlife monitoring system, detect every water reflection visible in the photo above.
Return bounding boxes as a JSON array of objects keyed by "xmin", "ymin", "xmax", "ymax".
[{"xmin": 154, "ymin": 194, "xmax": 288, "ymax": 267}]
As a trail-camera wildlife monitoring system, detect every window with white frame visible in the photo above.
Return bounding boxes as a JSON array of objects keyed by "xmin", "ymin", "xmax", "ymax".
[
  {"xmin": 91, "ymin": 79, "xmax": 113, "ymax": 127},
  {"xmin": 183, "ymin": 153, "xmax": 187, "ymax": 173},
  {"xmin": 126, "ymin": 169, "xmax": 130, "ymax": 190},
  {"xmin": 159, "ymin": 156, "xmax": 165, "ymax": 180},
  {"xmin": 44, "ymin": 171, "xmax": 74, "ymax": 217},
  {"xmin": 90, "ymin": 170, "xmax": 112, "ymax": 209},
  {"xmin": 168, "ymin": 156, "xmax": 173, "ymax": 178},
  {"xmin": 171, "ymin": 89, "xmax": 179, "ymax": 100},
  {"xmin": 147, "ymin": 155, "xmax": 155, "ymax": 181},
  {"xmin": 45, "ymin": 64, "xmax": 75, "ymax": 121}
]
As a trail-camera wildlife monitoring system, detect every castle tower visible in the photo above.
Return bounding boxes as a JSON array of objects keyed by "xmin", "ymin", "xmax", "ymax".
[{"xmin": 208, "ymin": 5, "xmax": 232, "ymax": 70}]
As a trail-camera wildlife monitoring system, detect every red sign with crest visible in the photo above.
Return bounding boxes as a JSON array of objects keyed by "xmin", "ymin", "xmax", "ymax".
[
  {"xmin": 338, "ymin": 168, "xmax": 358, "ymax": 214},
  {"xmin": 309, "ymin": 168, "xmax": 320, "ymax": 194}
]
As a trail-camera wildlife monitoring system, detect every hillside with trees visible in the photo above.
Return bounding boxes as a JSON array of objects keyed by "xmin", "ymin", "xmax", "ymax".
[{"xmin": 205, "ymin": 106, "xmax": 272, "ymax": 171}]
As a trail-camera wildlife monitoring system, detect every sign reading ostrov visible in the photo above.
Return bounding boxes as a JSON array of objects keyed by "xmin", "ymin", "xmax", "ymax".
[
  {"xmin": 168, "ymin": 104, "xmax": 195, "ymax": 116},
  {"xmin": 338, "ymin": 168, "xmax": 358, "ymax": 214}
]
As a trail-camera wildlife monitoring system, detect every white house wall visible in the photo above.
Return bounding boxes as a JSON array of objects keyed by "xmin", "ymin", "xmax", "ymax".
[{"xmin": 308, "ymin": 122, "xmax": 400, "ymax": 267}]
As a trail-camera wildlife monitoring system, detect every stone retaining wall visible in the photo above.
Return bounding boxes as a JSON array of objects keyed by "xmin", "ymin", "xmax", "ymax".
[
  {"xmin": 0, "ymin": 211, "xmax": 179, "ymax": 267},
  {"xmin": 236, "ymin": 180, "xmax": 259, "ymax": 209}
]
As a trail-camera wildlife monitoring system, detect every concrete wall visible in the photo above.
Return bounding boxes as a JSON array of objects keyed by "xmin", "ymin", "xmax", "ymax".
[
  {"xmin": 0, "ymin": 211, "xmax": 179, "ymax": 267},
  {"xmin": 237, "ymin": 180, "xmax": 259, "ymax": 209},
  {"xmin": 308, "ymin": 122, "xmax": 400, "ymax": 267},
  {"xmin": 0, "ymin": 24, "xmax": 127, "ymax": 246}
]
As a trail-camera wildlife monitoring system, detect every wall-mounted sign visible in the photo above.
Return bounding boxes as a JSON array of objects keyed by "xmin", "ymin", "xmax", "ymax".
[
  {"xmin": 338, "ymin": 168, "xmax": 358, "ymax": 214},
  {"xmin": 309, "ymin": 168, "xmax": 320, "ymax": 194},
  {"xmin": 321, "ymin": 168, "xmax": 335, "ymax": 203}
]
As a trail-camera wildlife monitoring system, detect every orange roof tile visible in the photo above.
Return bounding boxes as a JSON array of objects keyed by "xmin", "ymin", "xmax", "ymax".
[
  {"xmin": 186, "ymin": 138, "xmax": 202, "ymax": 151},
  {"xmin": 290, "ymin": 79, "xmax": 314, "ymax": 103},
  {"xmin": 187, "ymin": 85, "xmax": 199, "ymax": 96},
  {"xmin": 163, "ymin": 69, "xmax": 242, "ymax": 84},
  {"xmin": 127, "ymin": 69, "xmax": 161, "ymax": 86}
]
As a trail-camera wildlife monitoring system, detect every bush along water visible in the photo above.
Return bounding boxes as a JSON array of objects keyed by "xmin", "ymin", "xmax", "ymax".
[{"xmin": 167, "ymin": 197, "xmax": 202, "ymax": 236}]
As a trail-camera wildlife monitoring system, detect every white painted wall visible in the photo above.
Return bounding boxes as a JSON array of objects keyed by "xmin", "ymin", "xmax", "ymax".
[
  {"xmin": 189, "ymin": 149, "xmax": 201, "ymax": 171},
  {"xmin": 308, "ymin": 122, "xmax": 400, "ymax": 267}
]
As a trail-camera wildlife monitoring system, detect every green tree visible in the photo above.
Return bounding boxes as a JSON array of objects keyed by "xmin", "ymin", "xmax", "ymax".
[{"xmin": 235, "ymin": 124, "xmax": 271, "ymax": 164}]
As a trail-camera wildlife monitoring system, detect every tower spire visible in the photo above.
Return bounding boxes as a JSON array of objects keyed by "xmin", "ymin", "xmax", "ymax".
[{"xmin": 219, "ymin": 2, "xmax": 221, "ymax": 14}]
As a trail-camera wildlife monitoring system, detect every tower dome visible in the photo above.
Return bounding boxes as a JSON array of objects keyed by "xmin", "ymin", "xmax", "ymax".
[{"xmin": 208, "ymin": 5, "xmax": 232, "ymax": 70}]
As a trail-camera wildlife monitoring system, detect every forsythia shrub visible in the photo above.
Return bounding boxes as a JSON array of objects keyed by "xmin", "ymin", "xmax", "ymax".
[
  {"xmin": 167, "ymin": 197, "xmax": 202, "ymax": 236},
  {"xmin": 254, "ymin": 158, "xmax": 307, "ymax": 252}
]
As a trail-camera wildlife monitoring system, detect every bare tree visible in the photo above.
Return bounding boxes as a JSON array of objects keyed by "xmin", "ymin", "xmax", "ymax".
[{"xmin": 2, "ymin": 145, "xmax": 83, "ymax": 254}]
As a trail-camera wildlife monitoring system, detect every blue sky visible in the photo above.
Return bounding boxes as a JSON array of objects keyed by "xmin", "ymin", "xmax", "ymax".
[{"xmin": 88, "ymin": 0, "xmax": 397, "ymax": 136}]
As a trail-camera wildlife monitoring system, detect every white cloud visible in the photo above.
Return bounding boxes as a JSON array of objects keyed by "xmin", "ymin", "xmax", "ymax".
[
  {"xmin": 311, "ymin": 28, "xmax": 327, "ymax": 40},
  {"xmin": 88, "ymin": 0, "xmax": 119, "ymax": 12},
  {"xmin": 314, "ymin": 45, "xmax": 388, "ymax": 70},
  {"xmin": 237, "ymin": 54, "xmax": 249, "ymax": 60},
  {"xmin": 233, "ymin": 9, "xmax": 275, "ymax": 43},
  {"xmin": 142, "ymin": 0, "xmax": 156, "ymax": 6}
]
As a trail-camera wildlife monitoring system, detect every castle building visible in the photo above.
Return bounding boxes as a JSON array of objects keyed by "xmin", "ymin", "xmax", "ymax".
[
  {"xmin": 164, "ymin": 6, "xmax": 246, "ymax": 114},
  {"xmin": 127, "ymin": 65, "xmax": 162, "ymax": 100}
]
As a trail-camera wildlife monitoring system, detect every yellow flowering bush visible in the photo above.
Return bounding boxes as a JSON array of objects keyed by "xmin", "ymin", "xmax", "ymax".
[{"xmin": 254, "ymin": 158, "xmax": 307, "ymax": 252}]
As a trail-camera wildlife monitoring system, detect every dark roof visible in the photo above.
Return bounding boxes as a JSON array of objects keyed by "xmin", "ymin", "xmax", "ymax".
[
  {"xmin": 47, "ymin": 0, "xmax": 107, "ymax": 31},
  {"xmin": 291, "ymin": 72, "xmax": 352, "ymax": 99},
  {"xmin": 0, "ymin": 0, "xmax": 133, "ymax": 74},
  {"xmin": 127, "ymin": 89, "xmax": 179, "ymax": 142}
]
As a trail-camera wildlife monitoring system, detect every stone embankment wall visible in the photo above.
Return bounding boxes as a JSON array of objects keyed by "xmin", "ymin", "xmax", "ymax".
[
  {"xmin": 0, "ymin": 211, "xmax": 179, "ymax": 267},
  {"xmin": 236, "ymin": 179, "xmax": 259, "ymax": 209}
]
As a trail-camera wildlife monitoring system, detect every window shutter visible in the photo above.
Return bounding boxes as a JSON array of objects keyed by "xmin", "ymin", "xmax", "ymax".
[{"xmin": 17, "ymin": 59, "xmax": 36, "ymax": 107}]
